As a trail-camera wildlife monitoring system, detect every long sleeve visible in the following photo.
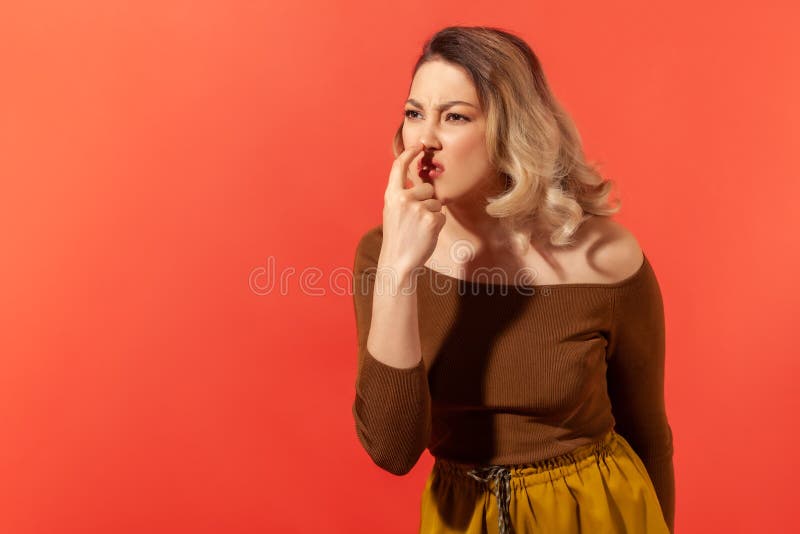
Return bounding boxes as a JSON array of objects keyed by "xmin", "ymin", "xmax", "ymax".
[
  {"xmin": 606, "ymin": 254, "xmax": 675, "ymax": 533},
  {"xmin": 350, "ymin": 226, "xmax": 432, "ymax": 475}
]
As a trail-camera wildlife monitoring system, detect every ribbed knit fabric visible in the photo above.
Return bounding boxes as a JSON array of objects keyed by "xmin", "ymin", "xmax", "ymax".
[{"xmin": 351, "ymin": 224, "xmax": 675, "ymax": 533}]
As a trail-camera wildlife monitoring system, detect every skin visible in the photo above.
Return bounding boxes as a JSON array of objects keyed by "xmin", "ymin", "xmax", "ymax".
[
  {"xmin": 402, "ymin": 59, "xmax": 511, "ymax": 252},
  {"xmin": 364, "ymin": 59, "xmax": 647, "ymax": 375},
  {"xmin": 399, "ymin": 58, "xmax": 645, "ymax": 286}
]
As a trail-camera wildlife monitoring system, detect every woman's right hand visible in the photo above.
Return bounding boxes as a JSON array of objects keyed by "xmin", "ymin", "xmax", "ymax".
[{"xmin": 378, "ymin": 141, "xmax": 446, "ymax": 280}]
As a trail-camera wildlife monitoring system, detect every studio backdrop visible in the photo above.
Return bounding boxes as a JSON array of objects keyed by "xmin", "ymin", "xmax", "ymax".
[{"xmin": 1, "ymin": 1, "xmax": 798, "ymax": 533}]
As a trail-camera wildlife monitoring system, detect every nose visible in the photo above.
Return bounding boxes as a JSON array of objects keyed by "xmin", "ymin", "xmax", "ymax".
[
  {"xmin": 419, "ymin": 137, "xmax": 441, "ymax": 151},
  {"xmin": 418, "ymin": 121, "xmax": 442, "ymax": 151},
  {"xmin": 418, "ymin": 137, "xmax": 442, "ymax": 152}
]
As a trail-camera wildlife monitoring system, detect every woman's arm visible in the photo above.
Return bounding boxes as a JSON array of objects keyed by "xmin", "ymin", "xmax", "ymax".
[
  {"xmin": 606, "ymin": 253, "xmax": 675, "ymax": 533},
  {"xmin": 351, "ymin": 226, "xmax": 432, "ymax": 475}
]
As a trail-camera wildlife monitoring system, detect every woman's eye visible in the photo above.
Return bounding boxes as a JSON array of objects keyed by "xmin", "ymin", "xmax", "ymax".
[
  {"xmin": 403, "ymin": 109, "xmax": 469, "ymax": 122},
  {"xmin": 447, "ymin": 113, "xmax": 469, "ymax": 122}
]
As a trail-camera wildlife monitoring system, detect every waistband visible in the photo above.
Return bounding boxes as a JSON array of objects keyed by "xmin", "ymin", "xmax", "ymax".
[{"xmin": 432, "ymin": 429, "xmax": 619, "ymax": 534}]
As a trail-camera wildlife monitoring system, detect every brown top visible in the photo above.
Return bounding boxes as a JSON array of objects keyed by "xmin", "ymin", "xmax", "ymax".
[{"xmin": 351, "ymin": 224, "xmax": 675, "ymax": 531}]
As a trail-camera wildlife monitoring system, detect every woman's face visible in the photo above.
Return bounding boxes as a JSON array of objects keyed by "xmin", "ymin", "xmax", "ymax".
[{"xmin": 402, "ymin": 59, "xmax": 499, "ymax": 206}]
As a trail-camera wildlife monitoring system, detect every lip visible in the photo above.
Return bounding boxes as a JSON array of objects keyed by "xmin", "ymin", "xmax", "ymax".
[{"xmin": 417, "ymin": 158, "xmax": 445, "ymax": 173}]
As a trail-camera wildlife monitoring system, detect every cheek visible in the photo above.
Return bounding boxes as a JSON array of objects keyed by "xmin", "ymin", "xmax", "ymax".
[
  {"xmin": 399, "ymin": 125, "xmax": 410, "ymax": 153},
  {"xmin": 450, "ymin": 132, "xmax": 489, "ymax": 170},
  {"xmin": 401, "ymin": 123, "xmax": 420, "ymax": 149},
  {"xmin": 401, "ymin": 126, "xmax": 410, "ymax": 146}
]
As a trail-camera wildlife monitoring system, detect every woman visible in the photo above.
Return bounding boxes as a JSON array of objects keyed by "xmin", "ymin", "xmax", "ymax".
[{"xmin": 351, "ymin": 26, "xmax": 675, "ymax": 534}]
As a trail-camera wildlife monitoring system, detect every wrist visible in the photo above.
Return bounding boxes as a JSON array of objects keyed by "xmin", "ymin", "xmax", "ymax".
[{"xmin": 374, "ymin": 261, "xmax": 420, "ymax": 296}]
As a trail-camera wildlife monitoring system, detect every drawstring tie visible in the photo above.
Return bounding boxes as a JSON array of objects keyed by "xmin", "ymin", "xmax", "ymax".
[
  {"xmin": 466, "ymin": 465, "xmax": 514, "ymax": 534},
  {"xmin": 455, "ymin": 433, "xmax": 616, "ymax": 534}
]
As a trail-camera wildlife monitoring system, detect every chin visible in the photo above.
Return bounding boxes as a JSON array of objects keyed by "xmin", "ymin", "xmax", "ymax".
[
  {"xmin": 431, "ymin": 186, "xmax": 449, "ymax": 206},
  {"xmin": 435, "ymin": 187, "xmax": 473, "ymax": 207}
]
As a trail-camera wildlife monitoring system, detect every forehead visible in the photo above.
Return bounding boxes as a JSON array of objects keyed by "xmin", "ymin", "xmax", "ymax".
[{"xmin": 408, "ymin": 60, "xmax": 479, "ymax": 105}]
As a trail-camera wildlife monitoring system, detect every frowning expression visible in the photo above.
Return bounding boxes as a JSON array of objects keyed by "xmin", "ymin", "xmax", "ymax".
[{"xmin": 402, "ymin": 59, "xmax": 499, "ymax": 206}]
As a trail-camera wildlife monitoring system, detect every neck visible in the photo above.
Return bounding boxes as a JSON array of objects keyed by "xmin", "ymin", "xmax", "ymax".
[
  {"xmin": 440, "ymin": 180, "xmax": 553, "ymax": 256},
  {"xmin": 441, "ymin": 186, "xmax": 531, "ymax": 254},
  {"xmin": 441, "ymin": 201, "xmax": 505, "ymax": 246}
]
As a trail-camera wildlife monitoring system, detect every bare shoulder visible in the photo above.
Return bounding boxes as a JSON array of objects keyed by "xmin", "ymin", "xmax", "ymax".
[{"xmin": 578, "ymin": 216, "xmax": 645, "ymax": 284}]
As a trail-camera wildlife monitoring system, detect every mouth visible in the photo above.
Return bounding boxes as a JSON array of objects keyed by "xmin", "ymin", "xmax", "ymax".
[{"xmin": 418, "ymin": 155, "xmax": 445, "ymax": 181}]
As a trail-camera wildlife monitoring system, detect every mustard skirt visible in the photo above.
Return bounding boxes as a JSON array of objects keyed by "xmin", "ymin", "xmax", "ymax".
[{"xmin": 419, "ymin": 429, "xmax": 669, "ymax": 534}]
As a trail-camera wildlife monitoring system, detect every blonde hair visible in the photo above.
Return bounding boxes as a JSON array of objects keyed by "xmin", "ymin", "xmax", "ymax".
[{"xmin": 393, "ymin": 26, "xmax": 621, "ymax": 250}]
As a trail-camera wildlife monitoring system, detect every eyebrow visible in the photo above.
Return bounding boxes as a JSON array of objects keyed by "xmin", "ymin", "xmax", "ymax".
[{"xmin": 405, "ymin": 98, "xmax": 478, "ymax": 111}]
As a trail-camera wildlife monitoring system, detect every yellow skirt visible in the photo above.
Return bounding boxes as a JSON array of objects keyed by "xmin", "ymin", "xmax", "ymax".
[{"xmin": 419, "ymin": 429, "xmax": 669, "ymax": 534}]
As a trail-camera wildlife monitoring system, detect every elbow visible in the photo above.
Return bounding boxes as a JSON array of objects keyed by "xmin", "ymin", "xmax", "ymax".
[
  {"xmin": 363, "ymin": 438, "xmax": 425, "ymax": 476},
  {"xmin": 352, "ymin": 402, "xmax": 431, "ymax": 476},
  {"xmin": 350, "ymin": 362, "xmax": 433, "ymax": 475}
]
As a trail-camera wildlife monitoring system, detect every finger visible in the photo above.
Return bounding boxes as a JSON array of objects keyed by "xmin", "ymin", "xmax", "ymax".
[
  {"xmin": 420, "ymin": 198, "xmax": 442, "ymax": 212},
  {"xmin": 406, "ymin": 182, "xmax": 435, "ymax": 201},
  {"xmin": 387, "ymin": 141, "xmax": 425, "ymax": 192},
  {"xmin": 405, "ymin": 148, "xmax": 428, "ymax": 189}
]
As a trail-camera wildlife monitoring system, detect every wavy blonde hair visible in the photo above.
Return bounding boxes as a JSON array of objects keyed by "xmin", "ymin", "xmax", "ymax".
[{"xmin": 393, "ymin": 26, "xmax": 621, "ymax": 250}]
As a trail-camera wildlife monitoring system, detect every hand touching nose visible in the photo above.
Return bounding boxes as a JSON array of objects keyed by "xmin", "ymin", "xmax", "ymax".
[{"xmin": 380, "ymin": 141, "xmax": 446, "ymax": 280}]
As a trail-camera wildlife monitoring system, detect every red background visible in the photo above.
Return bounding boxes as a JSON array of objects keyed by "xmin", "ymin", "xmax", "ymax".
[{"xmin": 2, "ymin": 1, "xmax": 798, "ymax": 533}]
